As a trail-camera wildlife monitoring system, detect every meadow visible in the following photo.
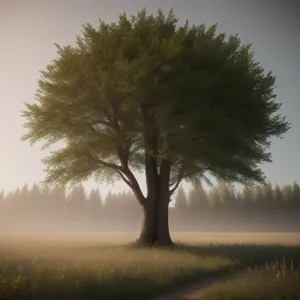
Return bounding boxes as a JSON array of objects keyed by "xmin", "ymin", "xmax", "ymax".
[
  {"xmin": 189, "ymin": 258, "xmax": 300, "ymax": 300},
  {"xmin": 0, "ymin": 232, "xmax": 300, "ymax": 299}
]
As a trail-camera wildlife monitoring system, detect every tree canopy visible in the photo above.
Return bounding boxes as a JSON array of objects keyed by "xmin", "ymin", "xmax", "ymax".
[{"xmin": 21, "ymin": 8, "xmax": 290, "ymax": 245}]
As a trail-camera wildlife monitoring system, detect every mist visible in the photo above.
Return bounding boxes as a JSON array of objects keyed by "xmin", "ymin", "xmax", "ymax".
[{"xmin": 1, "ymin": 181, "xmax": 299, "ymax": 234}]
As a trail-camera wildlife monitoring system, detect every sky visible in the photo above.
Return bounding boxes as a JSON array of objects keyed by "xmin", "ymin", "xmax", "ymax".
[{"xmin": 0, "ymin": 0, "xmax": 299, "ymax": 198}]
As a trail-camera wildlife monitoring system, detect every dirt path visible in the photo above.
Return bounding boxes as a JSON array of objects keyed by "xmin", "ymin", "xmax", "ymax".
[{"xmin": 151, "ymin": 271, "xmax": 240, "ymax": 300}]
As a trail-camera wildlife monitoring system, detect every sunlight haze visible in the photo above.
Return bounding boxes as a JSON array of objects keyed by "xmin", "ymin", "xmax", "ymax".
[{"xmin": 0, "ymin": 0, "xmax": 299, "ymax": 196}]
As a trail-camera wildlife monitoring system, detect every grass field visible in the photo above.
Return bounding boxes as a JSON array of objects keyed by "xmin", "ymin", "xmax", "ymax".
[
  {"xmin": 0, "ymin": 232, "xmax": 300, "ymax": 300},
  {"xmin": 190, "ymin": 258, "xmax": 300, "ymax": 300}
]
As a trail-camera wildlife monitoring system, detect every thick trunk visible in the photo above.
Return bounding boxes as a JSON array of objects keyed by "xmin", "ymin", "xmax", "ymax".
[
  {"xmin": 137, "ymin": 201, "xmax": 156, "ymax": 245},
  {"xmin": 136, "ymin": 160, "xmax": 172, "ymax": 247},
  {"xmin": 137, "ymin": 106, "xmax": 173, "ymax": 246},
  {"xmin": 137, "ymin": 197, "xmax": 172, "ymax": 246},
  {"xmin": 155, "ymin": 159, "xmax": 172, "ymax": 245},
  {"xmin": 155, "ymin": 195, "xmax": 172, "ymax": 245}
]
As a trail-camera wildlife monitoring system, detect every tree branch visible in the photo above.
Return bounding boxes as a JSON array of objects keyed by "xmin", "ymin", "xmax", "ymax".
[
  {"xmin": 168, "ymin": 165, "xmax": 199, "ymax": 197},
  {"xmin": 84, "ymin": 151, "xmax": 123, "ymax": 171},
  {"xmin": 87, "ymin": 122, "xmax": 96, "ymax": 132},
  {"xmin": 122, "ymin": 164, "xmax": 146, "ymax": 206},
  {"xmin": 169, "ymin": 176, "xmax": 183, "ymax": 197},
  {"xmin": 83, "ymin": 104, "xmax": 145, "ymax": 207},
  {"xmin": 85, "ymin": 150, "xmax": 146, "ymax": 207},
  {"xmin": 114, "ymin": 169, "xmax": 132, "ymax": 187}
]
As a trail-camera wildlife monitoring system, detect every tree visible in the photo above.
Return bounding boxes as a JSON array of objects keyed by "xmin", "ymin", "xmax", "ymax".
[
  {"xmin": 273, "ymin": 184, "xmax": 284, "ymax": 209},
  {"xmin": 48, "ymin": 186, "xmax": 67, "ymax": 220},
  {"xmin": 174, "ymin": 186, "xmax": 188, "ymax": 217},
  {"xmin": 282, "ymin": 184, "xmax": 293, "ymax": 208},
  {"xmin": 291, "ymin": 181, "xmax": 300, "ymax": 209},
  {"xmin": 87, "ymin": 188, "xmax": 102, "ymax": 221},
  {"xmin": 188, "ymin": 183, "xmax": 210, "ymax": 216},
  {"xmin": 29, "ymin": 183, "xmax": 43, "ymax": 216},
  {"xmin": 19, "ymin": 184, "xmax": 30, "ymax": 213},
  {"xmin": 40, "ymin": 184, "xmax": 51, "ymax": 216},
  {"xmin": 240, "ymin": 186, "xmax": 254, "ymax": 210},
  {"xmin": 259, "ymin": 182, "xmax": 274, "ymax": 211},
  {"xmin": 217, "ymin": 181, "xmax": 236, "ymax": 210},
  {"xmin": 68, "ymin": 183, "xmax": 87, "ymax": 221},
  {"xmin": 21, "ymin": 9, "xmax": 290, "ymax": 245},
  {"xmin": 253, "ymin": 186, "xmax": 265, "ymax": 212}
]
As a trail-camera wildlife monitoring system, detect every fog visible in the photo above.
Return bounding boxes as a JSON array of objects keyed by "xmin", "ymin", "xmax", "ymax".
[{"xmin": 1, "ymin": 182, "xmax": 299, "ymax": 234}]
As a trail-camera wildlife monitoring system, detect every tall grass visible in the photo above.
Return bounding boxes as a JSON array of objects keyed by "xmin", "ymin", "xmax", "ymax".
[
  {"xmin": 0, "ymin": 234, "xmax": 236, "ymax": 300},
  {"xmin": 0, "ymin": 233, "xmax": 300, "ymax": 300},
  {"xmin": 192, "ymin": 258, "xmax": 300, "ymax": 300}
]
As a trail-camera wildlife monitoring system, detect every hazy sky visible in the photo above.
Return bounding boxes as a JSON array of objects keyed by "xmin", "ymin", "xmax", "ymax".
[{"xmin": 0, "ymin": 0, "xmax": 299, "ymax": 197}]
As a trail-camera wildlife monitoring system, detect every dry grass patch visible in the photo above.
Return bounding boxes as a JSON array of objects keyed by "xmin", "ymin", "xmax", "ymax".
[
  {"xmin": 0, "ymin": 233, "xmax": 237, "ymax": 300},
  {"xmin": 190, "ymin": 258, "xmax": 300, "ymax": 300}
]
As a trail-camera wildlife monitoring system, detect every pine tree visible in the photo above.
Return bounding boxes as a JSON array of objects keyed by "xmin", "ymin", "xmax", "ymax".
[
  {"xmin": 174, "ymin": 186, "xmax": 188, "ymax": 217},
  {"xmin": 188, "ymin": 184, "xmax": 210, "ymax": 217},
  {"xmin": 49, "ymin": 186, "xmax": 67, "ymax": 220},
  {"xmin": 68, "ymin": 183, "xmax": 87, "ymax": 221},
  {"xmin": 217, "ymin": 182, "xmax": 236, "ymax": 210},
  {"xmin": 253, "ymin": 186, "xmax": 265, "ymax": 212},
  {"xmin": 291, "ymin": 181, "xmax": 300, "ymax": 209},
  {"xmin": 88, "ymin": 188, "xmax": 102, "ymax": 221},
  {"xmin": 241, "ymin": 186, "xmax": 254, "ymax": 210},
  {"xmin": 260, "ymin": 182, "xmax": 274, "ymax": 211},
  {"xmin": 9, "ymin": 188, "xmax": 21, "ymax": 211},
  {"xmin": 29, "ymin": 183, "xmax": 43, "ymax": 217},
  {"xmin": 282, "ymin": 184, "xmax": 293, "ymax": 209},
  {"xmin": 273, "ymin": 184, "xmax": 284, "ymax": 209},
  {"xmin": 19, "ymin": 184, "xmax": 30, "ymax": 214}
]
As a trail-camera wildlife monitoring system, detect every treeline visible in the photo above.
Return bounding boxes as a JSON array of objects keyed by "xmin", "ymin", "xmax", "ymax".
[
  {"xmin": 0, "ymin": 181, "xmax": 299, "ymax": 231},
  {"xmin": 174, "ymin": 181, "xmax": 300, "ymax": 217},
  {"xmin": 0, "ymin": 183, "xmax": 141, "ymax": 224},
  {"xmin": 172, "ymin": 182, "xmax": 300, "ymax": 232}
]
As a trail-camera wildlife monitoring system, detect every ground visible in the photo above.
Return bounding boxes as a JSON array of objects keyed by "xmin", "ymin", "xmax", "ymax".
[{"xmin": 0, "ymin": 232, "xmax": 299, "ymax": 300}]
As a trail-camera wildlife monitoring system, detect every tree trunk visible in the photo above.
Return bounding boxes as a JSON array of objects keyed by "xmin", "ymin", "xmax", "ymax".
[
  {"xmin": 155, "ymin": 194, "xmax": 172, "ymax": 245},
  {"xmin": 137, "ymin": 197, "xmax": 172, "ymax": 246},
  {"xmin": 136, "ymin": 159, "xmax": 173, "ymax": 247},
  {"xmin": 137, "ymin": 200, "xmax": 156, "ymax": 245}
]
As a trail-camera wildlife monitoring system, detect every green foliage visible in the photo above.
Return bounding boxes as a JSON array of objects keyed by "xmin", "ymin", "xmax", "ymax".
[{"xmin": 21, "ymin": 8, "xmax": 290, "ymax": 190}]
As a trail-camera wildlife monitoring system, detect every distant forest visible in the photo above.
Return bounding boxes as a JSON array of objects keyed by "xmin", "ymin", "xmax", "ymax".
[{"xmin": 0, "ymin": 181, "xmax": 300, "ymax": 232}]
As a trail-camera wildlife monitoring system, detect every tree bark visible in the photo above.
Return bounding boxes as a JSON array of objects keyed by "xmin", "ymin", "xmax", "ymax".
[
  {"xmin": 136, "ymin": 195, "xmax": 172, "ymax": 246},
  {"xmin": 136, "ymin": 159, "xmax": 173, "ymax": 247},
  {"xmin": 137, "ymin": 199, "xmax": 156, "ymax": 246},
  {"xmin": 155, "ymin": 194, "xmax": 172, "ymax": 245},
  {"xmin": 136, "ymin": 106, "xmax": 173, "ymax": 246},
  {"xmin": 156, "ymin": 159, "xmax": 172, "ymax": 245}
]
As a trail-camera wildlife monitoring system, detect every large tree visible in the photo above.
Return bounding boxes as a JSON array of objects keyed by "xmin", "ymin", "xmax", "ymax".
[{"xmin": 21, "ymin": 9, "xmax": 290, "ymax": 246}]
